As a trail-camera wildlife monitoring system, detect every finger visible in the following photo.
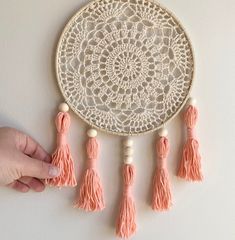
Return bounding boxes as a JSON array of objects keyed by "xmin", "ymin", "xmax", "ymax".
[
  {"xmin": 19, "ymin": 153, "xmax": 60, "ymax": 179},
  {"xmin": 16, "ymin": 132, "xmax": 51, "ymax": 163},
  {"xmin": 8, "ymin": 181, "xmax": 29, "ymax": 193},
  {"xmin": 18, "ymin": 176, "xmax": 45, "ymax": 192}
]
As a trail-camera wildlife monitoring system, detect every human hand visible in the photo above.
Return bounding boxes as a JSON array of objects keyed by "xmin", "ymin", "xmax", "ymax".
[{"xmin": 0, "ymin": 127, "xmax": 60, "ymax": 192}]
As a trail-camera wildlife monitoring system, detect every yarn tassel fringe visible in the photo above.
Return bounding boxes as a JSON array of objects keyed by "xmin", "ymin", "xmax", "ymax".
[
  {"xmin": 178, "ymin": 100, "xmax": 203, "ymax": 181},
  {"xmin": 116, "ymin": 164, "xmax": 136, "ymax": 239},
  {"xmin": 152, "ymin": 134, "xmax": 172, "ymax": 211},
  {"xmin": 46, "ymin": 111, "xmax": 77, "ymax": 187},
  {"xmin": 75, "ymin": 132, "xmax": 105, "ymax": 211}
]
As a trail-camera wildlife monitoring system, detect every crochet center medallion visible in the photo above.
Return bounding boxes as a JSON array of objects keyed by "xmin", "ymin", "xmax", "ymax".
[{"xmin": 56, "ymin": 0, "xmax": 194, "ymax": 135}]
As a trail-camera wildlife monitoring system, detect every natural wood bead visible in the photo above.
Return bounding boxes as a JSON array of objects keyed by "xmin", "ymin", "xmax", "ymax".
[
  {"xmin": 87, "ymin": 128, "xmax": 97, "ymax": 138},
  {"xmin": 124, "ymin": 156, "xmax": 133, "ymax": 164},
  {"xmin": 158, "ymin": 128, "xmax": 168, "ymax": 137},
  {"xmin": 59, "ymin": 102, "xmax": 69, "ymax": 112},
  {"xmin": 188, "ymin": 97, "xmax": 197, "ymax": 106},
  {"xmin": 123, "ymin": 138, "xmax": 133, "ymax": 147},
  {"xmin": 124, "ymin": 147, "xmax": 133, "ymax": 156}
]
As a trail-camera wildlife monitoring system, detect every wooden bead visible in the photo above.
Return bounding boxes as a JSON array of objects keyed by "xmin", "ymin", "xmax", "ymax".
[
  {"xmin": 158, "ymin": 128, "xmax": 168, "ymax": 137},
  {"xmin": 123, "ymin": 138, "xmax": 133, "ymax": 147},
  {"xmin": 87, "ymin": 128, "xmax": 97, "ymax": 138},
  {"xmin": 124, "ymin": 156, "xmax": 133, "ymax": 164},
  {"xmin": 188, "ymin": 97, "xmax": 197, "ymax": 106},
  {"xmin": 124, "ymin": 147, "xmax": 133, "ymax": 156},
  {"xmin": 59, "ymin": 102, "xmax": 69, "ymax": 112}
]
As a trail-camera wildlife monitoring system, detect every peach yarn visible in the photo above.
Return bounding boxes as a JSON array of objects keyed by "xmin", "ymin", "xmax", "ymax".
[
  {"xmin": 178, "ymin": 105, "xmax": 203, "ymax": 181},
  {"xmin": 46, "ymin": 112, "xmax": 77, "ymax": 187},
  {"xmin": 152, "ymin": 137, "xmax": 172, "ymax": 211},
  {"xmin": 75, "ymin": 137, "xmax": 105, "ymax": 211},
  {"xmin": 116, "ymin": 164, "xmax": 136, "ymax": 239}
]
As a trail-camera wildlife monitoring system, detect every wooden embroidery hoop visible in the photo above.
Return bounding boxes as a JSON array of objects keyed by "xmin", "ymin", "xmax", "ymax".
[{"xmin": 55, "ymin": 0, "xmax": 195, "ymax": 136}]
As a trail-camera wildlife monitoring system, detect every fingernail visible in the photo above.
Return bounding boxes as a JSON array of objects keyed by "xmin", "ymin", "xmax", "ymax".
[{"xmin": 49, "ymin": 165, "xmax": 60, "ymax": 177}]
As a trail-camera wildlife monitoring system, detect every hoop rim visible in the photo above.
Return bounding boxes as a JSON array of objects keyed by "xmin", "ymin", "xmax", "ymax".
[{"xmin": 55, "ymin": 0, "xmax": 195, "ymax": 136}]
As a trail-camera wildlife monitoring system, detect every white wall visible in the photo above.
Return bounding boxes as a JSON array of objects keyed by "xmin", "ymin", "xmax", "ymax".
[{"xmin": 0, "ymin": 0, "xmax": 234, "ymax": 239}]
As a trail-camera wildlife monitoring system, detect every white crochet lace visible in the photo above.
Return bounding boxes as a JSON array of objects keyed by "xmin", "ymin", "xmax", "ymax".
[{"xmin": 56, "ymin": 0, "xmax": 194, "ymax": 135}]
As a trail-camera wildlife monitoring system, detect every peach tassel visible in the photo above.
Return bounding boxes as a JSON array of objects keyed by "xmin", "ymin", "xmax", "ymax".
[
  {"xmin": 46, "ymin": 106, "xmax": 77, "ymax": 187},
  {"xmin": 116, "ymin": 138, "xmax": 136, "ymax": 239},
  {"xmin": 116, "ymin": 164, "xmax": 136, "ymax": 239},
  {"xmin": 178, "ymin": 99, "xmax": 203, "ymax": 181},
  {"xmin": 152, "ymin": 129, "xmax": 172, "ymax": 211},
  {"xmin": 75, "ymin": 129, "xmax": 105, "ymax": 211}
]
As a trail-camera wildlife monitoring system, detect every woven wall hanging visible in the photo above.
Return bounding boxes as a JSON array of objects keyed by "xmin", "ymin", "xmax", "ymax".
[{"xmin": 46, "ymin": 0, "xmax": 203, "ymax": 238}]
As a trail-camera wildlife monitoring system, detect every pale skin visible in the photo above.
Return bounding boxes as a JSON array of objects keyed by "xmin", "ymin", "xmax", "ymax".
[{"xmin": 0, "ymin": 127, "xmax": 60, "ymax": 192}]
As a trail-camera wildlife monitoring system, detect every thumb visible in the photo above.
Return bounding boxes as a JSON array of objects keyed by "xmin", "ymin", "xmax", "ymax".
[{"xmin": 19, "ymin": 154, "xmax": 60, "ymax": 179}]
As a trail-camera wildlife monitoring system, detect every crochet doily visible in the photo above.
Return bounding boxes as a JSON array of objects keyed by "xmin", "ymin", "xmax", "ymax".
[{"xmin": 56, "ymin": 0, "xmax": 194, "ymax": 135}]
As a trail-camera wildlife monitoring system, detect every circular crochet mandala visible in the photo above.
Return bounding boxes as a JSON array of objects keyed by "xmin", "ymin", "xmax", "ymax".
[{"xmin": 56, "ymin": 0, "xmax": 194, "ymax": 135}]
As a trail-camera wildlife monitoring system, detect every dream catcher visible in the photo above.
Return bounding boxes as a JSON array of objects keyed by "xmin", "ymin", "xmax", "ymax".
[{"xmin": 46, "ymin": 0, "xmax": 203, "ymax": 238}]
